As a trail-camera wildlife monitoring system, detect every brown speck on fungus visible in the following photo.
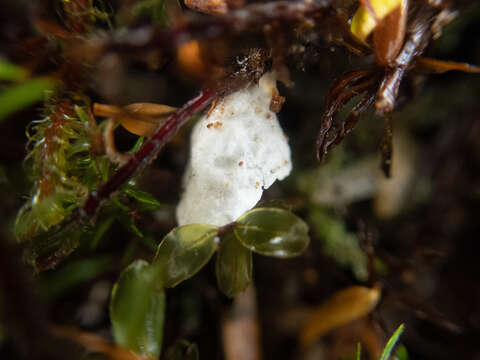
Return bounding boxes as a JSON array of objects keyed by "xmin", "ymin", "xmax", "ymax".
[
  {"xmin": 238, "ymin": 161, "xmax": 244, "ymax": 166},
  {"xmin": 207, "ymin": 121, "xmax": 223, "ymax": 129},
  {"xmin": 270, "ymin": 87, "xmax": 285, "ymax": 113}
]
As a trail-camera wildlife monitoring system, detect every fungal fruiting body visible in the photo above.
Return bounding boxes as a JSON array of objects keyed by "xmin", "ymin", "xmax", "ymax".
[{"xmin": 176, "ymin": 72, "xmax": 292, "ymax": 226}]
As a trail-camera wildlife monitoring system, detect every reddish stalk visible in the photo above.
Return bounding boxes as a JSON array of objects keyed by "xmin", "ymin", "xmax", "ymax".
[
  {"xmin": 77, "ymin": 1, "xmax": 332, "ymax": 218},
  {"xmin": 81, "ymin": 88, "xmax": 216, "ymax": 219}
]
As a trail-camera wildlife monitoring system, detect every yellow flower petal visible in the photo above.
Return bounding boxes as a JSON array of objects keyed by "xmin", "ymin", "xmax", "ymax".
[{"xmin": 351, "ymin": 0, "xmax": 403, "ymax": 42}]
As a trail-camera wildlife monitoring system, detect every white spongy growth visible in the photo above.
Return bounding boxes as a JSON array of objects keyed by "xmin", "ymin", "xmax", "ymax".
[{"xmin": 176, "ymin": 72, "xmax": 292, "ymax": 226}]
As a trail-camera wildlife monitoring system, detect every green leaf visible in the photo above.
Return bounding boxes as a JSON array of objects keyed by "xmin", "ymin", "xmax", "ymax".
[
  {"xmin": 128, "ymin": 136, "xmax": 145, "ymax": 153},
  {"xmin": 394, "ymin": 345, "xmax": 408, "ymax": 360},
  {"xmin": 309, "ymin": 207, "xmax": 368, "ymax": 281},
  {"xmin": 89, "ymin": 216, "xmax": 115, "ymax": 250},
  {"xmin": 379, "ymin": 324, "xmax": 405, "ymax": 360},
  {"xmin": 356, "ymin": 343, "xmax": 361, "ymax": 360},
  {"xmin": 122, "ymin": 184, "xmax": 163, "ymax": 209},
  {"xmin": 118, "ymin": 212, "xmax": 144, "ymax": 238},
  {"xmin": 165, "ymin": 339, "xmax": 199, "ymax": 360},
  {"xmin": 73, "ymin": 105, "xmax": 91, "ymax": 125},
  {"xmin": 235, "ymin": 208, "xmax": 310, "ymax": 258},
  {"xmin": 110, "ymin": 260, "xmax": 166, "ymax": 359},
  {"xmin": 0, "ymin": 77, "xmax": 55, "ymax": 121},
  {"xmin": 216, "ymin": 232, "xmax": 252, "ymax": 297},
  {"xmin": 112, "ymin": 199, "xmax": 144, "ymax": 238},
  {"xmin": 153, "ymin": 224, "xmax": 218, "ymax": 287},
  {"xmin": 0, "ymin": 58, "xmax": 28, "ymax": 82}
]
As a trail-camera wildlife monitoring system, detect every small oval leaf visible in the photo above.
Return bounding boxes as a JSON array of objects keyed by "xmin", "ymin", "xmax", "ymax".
[
  {"xmin": 153, "ymin": 224, "xmax": 218, "ymax": 287},
  {"xmin": 235, "ymin": 208, "xmax": 310, "ymax": 258},
  {"xmin": 110, "ymin": 260, "xmax": 165, "ymax": 358},
  {"xmin": 216, "ymin": 232, "xmax": 252, "ymax": 297}
]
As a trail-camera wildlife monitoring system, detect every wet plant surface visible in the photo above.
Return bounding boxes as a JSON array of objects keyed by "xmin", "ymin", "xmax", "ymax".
[{"xmin": 0, "ymin": 1, "xmax": 480, "ymax": 359}]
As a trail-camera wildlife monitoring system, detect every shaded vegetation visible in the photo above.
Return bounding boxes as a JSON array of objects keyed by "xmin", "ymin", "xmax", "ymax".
[{"xmin": 0, "ymin": 1, "xmax": 479, "ymax": 360}]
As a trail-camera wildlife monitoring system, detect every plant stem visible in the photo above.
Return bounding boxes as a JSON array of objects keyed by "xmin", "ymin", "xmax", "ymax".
[{"xmin": 81, "ymin": 88, "xmax": 217, "ymax": 219}]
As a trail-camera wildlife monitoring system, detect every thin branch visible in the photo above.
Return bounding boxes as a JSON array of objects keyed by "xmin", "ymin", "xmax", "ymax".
[{"xmin": 81, "ymin": 88, "xmax": 216, "ymax": 220}]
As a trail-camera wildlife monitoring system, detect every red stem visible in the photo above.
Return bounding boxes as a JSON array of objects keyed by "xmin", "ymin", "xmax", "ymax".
[
  {"xmin": 78, "ymin": 0, "xmax": 333, "ymax": 220},
  {"xmin": 81, "ymin": 88, "xmax": 216, "ymax": 219}
]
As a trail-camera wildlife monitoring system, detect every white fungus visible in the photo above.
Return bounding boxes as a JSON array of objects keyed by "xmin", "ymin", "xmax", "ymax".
[{"xmin": 176, "ymin": 72, "xmax": 292, "ymax": 226}]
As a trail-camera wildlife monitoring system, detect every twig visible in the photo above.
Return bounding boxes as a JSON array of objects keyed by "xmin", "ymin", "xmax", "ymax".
[
  {"xmin": 221, "ymin": 285, "xmax": 262, "ymax": 360},
  {"xmin": 81, "ymin": 88, "xmax": 216, "ymax": 219}
]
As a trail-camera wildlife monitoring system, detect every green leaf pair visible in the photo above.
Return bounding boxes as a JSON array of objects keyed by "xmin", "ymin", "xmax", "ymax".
[
  {"xmin": 216, "ymin": 207, "xmax": 310, "ymax": 297},
  {"xmin": 154, "ymin": 207, "xmax": 310, "ymax": 297},
  {"xmin": 110, "ymin": 207, "xmax": 309, "ymax": 359}
]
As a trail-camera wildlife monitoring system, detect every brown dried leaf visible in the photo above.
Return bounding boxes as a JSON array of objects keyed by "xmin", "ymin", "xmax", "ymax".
[
  {"xmin": 50, "ymin": 325, "xmax": 151, "ymax": 360},
  {"xmin": 94, "ymin": 103, "xmax": 177, "ymax": 137},
  {"xmin": 372, "ymin": 0, "xmax": 408, "ymax": 66},
  {"xmin": 316, "ymin": 70, "xmax": 378, "ymax": 162},
  {"xmin": 299, "ymin": 285, "xmax": 381, "ymax": 348}
]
